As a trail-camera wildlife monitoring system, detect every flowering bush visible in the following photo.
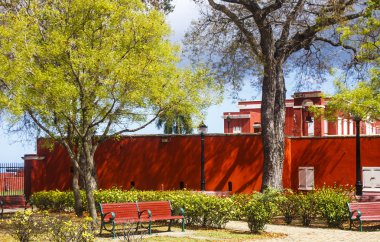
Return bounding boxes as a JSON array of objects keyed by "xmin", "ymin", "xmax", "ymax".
[
  {"xmin": 7, "ymin": 210, "xmax": 94, "ymax": 242},
  {"xmin": 314, "ymin": 185, "xmax": 352, "ymax": 227},
  {"xmin": 7, "ymin": 210, "xmax": 46, "ymax": 241},
  {"xmin": 243, "ymin": 189, "xmax": 282, "ymax": 233}
]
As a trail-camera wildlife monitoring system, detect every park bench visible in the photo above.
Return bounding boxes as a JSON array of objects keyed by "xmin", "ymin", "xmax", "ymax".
[
  {"xmin": 98, "ymin": 201, "xmax": 185, "ymax": 238},
  {"xmin": 137, "ymin": 200, "xmax": 185, "ymax": 235},
  {"xmin": 98, "ymin": 202, "xmax": 151, "ymax": 239},
  {"xmin": 347, "ymin": 201, "xmax": 380, "ymax": 231},
  {"xmin": 0, "ymin": 195, "xmax": 29, "ymax": 218}
]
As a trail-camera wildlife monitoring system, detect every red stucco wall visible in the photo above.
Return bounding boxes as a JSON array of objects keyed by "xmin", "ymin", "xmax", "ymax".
[
  {"xmin": 289, "ymin": 136, "xmax": 380, "ymax": 190},
  {"xmin": 34, "ymin": 134, "xmax": 276, "ymax": 193},
  {"xmin": 29, "ymin": 135, "xmax": 380, "ymax": 194}
]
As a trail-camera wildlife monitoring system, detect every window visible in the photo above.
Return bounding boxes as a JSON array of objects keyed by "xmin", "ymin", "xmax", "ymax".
[
  {"xmin": 343, "ymin": 119, "xmax": 348, "ymax": 135},
  {"xmin": 337, "ymin": 117, "xmax": 342, "ymax": 135},
  {"xmin": 349, "ymin": 120, "xmax": 354, "ymax": 135},
  {"xmin": 363, "ymin": 167, "xmax": 380, "ymax": 192},
  {"xmin": 307, "ymin": 118, "xmax": 314, "ymax": 136},
  {"xmin": 233, "ymin": 126, "xmax": 242, "ymax": 134},
  {"xmin": 324, "ymin": 119, "xmax": 329, "ymax": 136},
  {"xmin": 298, "ymin": 167, "xmax": 314, "ymax": 190},
  {"xmin": 253, "ymin": 123, "xmax": 261, "ymax": 133}
]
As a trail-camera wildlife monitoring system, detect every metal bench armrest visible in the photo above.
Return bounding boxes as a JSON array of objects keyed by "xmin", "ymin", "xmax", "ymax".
[
  {"xmin": 102, "ymin": 211, "xmax": 116, "ymax": 222},
  {"xmin": 356, "ymin": 210, "xmax": 362, "ymax": 219},
  {"xmin": 171, "ymin": 207, "xmax": 185, "ymax": 216},
  {"xmin": 139, "ymin": 209, "xmax": 152, "ymax": 218}
]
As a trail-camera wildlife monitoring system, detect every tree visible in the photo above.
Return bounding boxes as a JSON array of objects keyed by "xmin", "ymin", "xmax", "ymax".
[
  {"xmin": 311, "ymin": 0, "xmax": 380, "ymax": 195},
  {"xmin": 143, "ymin": 0, "xmax": 174, "ymax": 13},
  {"xmin": 156, "ymin": 110, "xmax": 194, "ymax": 134},
  {"xmin": 312, "ymin": 81, "xmax": 379, "ymax": 195},
  {"xmin": 186, "ymin": 0, "xmax": 369, "ymax": 190},
  {"xmin": 0, "ymin": 0, "xmax": 219, "ymax": 221}
]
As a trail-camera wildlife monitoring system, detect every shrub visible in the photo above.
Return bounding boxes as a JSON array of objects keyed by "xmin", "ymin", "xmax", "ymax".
[
  {"xmin": 244, "ymin": 196, "xmax": 270, "ymax": 233},
  {"xmin": 314, "ymin": 185, "xmax": 352, "ymax": 227},
  {"xmin": 48, "ymin": 216, "xmax": 95, "ymax": 242},
  {"xmin": 32, "ymin": 189, "xmax": 235, "ymax": 229},
  {"xmin": 7, "ymin": 210, "xmax": 48, "ymax": 242},
  {"xmin": 7, "ymin": 210, "xmax": 95, "ymax": 242},
  {"xmin": 260, "ymin": 188, "xmax": 284, "ymax": 216},
  {"xmin": 243, "ymin": 189, "xmax": 280, "ymax": 233},
  {"xmin": 295, "ymin": 192, "xmax": 318, "ymax": 226},
  {"xmin": 278, "ymin": 189, "xmax": 298, "ymax": 224},
  {"xmin": 31, "ymin": 190, "xmax": 84, "ymax": 212},
  {"xmin": 230, "ymin": 193, "xmax": 251, "ymax": 220},
  {"xmin": 201, "ymin": 196, "xmax": 234, "ymax": 228}
]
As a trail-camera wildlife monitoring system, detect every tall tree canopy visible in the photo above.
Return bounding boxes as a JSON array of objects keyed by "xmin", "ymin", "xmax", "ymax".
[
  {"xmin": 143, "ymin": 0, "xmax": 174, "ymax": 13},
  {"xmin": 156, "ymin": 110, "xmax": 194, "ymax": 134},
  {"xmin": 0, "ymin": 0, "xmax": 220, "ymax": 221},
  {"xmin": 313, "ymin": 0, "xmax": 380, "ymax": 127},
  {"xmin": 186, "ymin": 0, "xmax": 372, "ymax": 190}
]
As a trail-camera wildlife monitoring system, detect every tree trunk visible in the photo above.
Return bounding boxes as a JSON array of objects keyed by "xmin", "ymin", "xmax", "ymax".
[
  {"xmin": 81, "ymin": 151, "xmax": 98, "ymax": 191},
  {"xmin": 260, "ymin": 60, "xmax": 286, "ymax": 191},
  {"xmin": 72, "ymin": 164, "xmax": 83, "ymax": 217},
  {"xmin": 82, "ymin": 140, "xmax": 98, "ymax": 223},
  {"xmin": 84, "ymin": 165, "xmax": 98, "ymax": 223}
]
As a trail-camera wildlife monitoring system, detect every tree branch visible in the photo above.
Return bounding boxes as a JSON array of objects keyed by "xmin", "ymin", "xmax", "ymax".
[
  {"xmin": 209, "ymin": 0, "xmax": 263, "ymax": 59},
  {"xmin": 286, "ymin": 10, "xmax": 365, "ymax": 56},
  {"xmin": 277, "ymin": 0, "xmax": 306, "ymax": 50},
  {"xmin": 315, "ymin": 36, "xmax": 357, "ymax": 53},
  {"xmin": 99, "ymin": 108, "xmax": 164, "ymax": 143},
  {"xmin": 262, "ymin": 0, "xmax": 283, "ymax": 18}
]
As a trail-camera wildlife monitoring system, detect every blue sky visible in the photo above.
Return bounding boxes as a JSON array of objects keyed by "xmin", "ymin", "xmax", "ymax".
[{"xmin": 0, "ymin": 0, "xmax": 335, "ymax": 163}]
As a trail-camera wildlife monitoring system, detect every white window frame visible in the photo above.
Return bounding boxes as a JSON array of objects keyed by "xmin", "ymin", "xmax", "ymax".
[
  {"xmin": 324, "ymin": 119, "xmax": 329, "ymax": 136},
  {"xmin": 233, "ymin": 126, "xmax": 242, "ymax": 134},
  {"xmin": 307, "ymin": 118, "xmax": 314, "ymax": 136},
  {"xmin": 298, "ymin": 167, "xmax": 314, "ymax": 190},
  {"xmin": 343, "ymin": 119, "xmax": 348, "ymax": 135},
  {"xmin": 362, "ymin": 167, "xmax": 380, "ymax": 192},
  {"xmin": 337, "ymin": 117, "xmax": 342, "ymax": 135}
]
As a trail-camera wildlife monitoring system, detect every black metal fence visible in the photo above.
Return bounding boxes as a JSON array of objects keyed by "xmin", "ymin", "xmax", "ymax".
[{"xmin": 0, "ymin": 163, "xmax": 24, "ymax": 196}]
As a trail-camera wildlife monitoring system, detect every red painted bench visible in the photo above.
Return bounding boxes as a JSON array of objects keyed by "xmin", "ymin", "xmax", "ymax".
[
  {"xmin": 98, "ymin": 200, "xmax": 185, "ymax": 238},
  {"xmin": 347, "ymin": 202, "xmax": 380, "ymax": 231},
  {"xmin": 137, "ymin": 200, "xmax": 185, "ymax": 234},
  {"xmin": 98, "ymin": 202, "xmax": 150, "ymax": 238},
  {"xmin": 0, "ymin": 195, "xmax": 29, "ymax": 218}
]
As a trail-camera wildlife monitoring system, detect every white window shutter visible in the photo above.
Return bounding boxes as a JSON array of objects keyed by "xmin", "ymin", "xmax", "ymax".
[
  {"xmin": 299, "ymin": 167, "xmax": 314, "ymax": 190},
  {"xmin": 306, "ymin": 168, "xmax": 314, "ymax": 190},
  {"xmin": 362, "ymin": 167, "xmax": 380, "ymax": 191},
  {"xmin": 362, "ymin": 168, "xmax": 372, "ymax": 189},
  {"xmin": 299, "ymin": 168, "xmax": 306, "ymax": 189},
  {"xmin": 373, "ymin": 168, "xmax": 380, "ymax": 189}
]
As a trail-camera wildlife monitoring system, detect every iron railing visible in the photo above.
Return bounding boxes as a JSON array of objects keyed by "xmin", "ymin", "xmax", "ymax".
[{"xmin": 0, "ymin": 163, "xmax": 24, "ymax": 196}]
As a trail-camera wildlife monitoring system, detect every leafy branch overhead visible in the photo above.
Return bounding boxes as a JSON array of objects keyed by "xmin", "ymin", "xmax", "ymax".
[
  {"xmin": 187, "ymin": 0, "xmax": 373, "ymax": 190},
  {"xmin": 310, "ymin": 81, "xmax": 380, "ymax": 122},
  {"xmin": 0, "ymin": 0, "xmax": 221, "ymax": 221},
  {"xmin": 186, "ymin": 0, "xmax": 368, "ymax": 89},
  {"xmin": 310, "ymin": 0, "xmax": 380, "ymax": 123}
]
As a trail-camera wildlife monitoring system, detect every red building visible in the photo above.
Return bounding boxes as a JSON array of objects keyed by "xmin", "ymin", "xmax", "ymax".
[{"xmin": 223, "ymin": 91, "xmax": 380, "ymax": 136}]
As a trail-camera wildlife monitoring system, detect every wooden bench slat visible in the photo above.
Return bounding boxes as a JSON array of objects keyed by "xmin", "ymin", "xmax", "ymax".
[
  {"xmin": 98, "ymin": 200, "xmax": 185, "ymax": 238},
  {"xmin": 347, "ymin": 201, "xmax": 380, "ymax": 231}
]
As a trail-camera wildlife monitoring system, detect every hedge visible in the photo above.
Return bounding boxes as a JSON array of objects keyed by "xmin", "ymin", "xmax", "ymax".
[{"xmin": 31, "ymin": 186, "xmax": 353, "ymax": 232}]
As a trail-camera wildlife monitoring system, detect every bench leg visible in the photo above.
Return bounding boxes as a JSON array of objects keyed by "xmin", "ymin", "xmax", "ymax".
[
  {"xmin": 99, "ymin": 221, "xmax": 103, "ymax": 235},
  {"xmin": 349, "ymin": 219, "xmax": 352, "ymax": 230},
  {"xmin": 181, "ymin": 218, "xmax": 185, "ymax": 232},
  {"xmin": 135, "ymin": 222, "xmax": 140, "ymax": 232},
  {"xmin": 359, "ymin": 220, "xmax": 363, "ymax": 232},
  {"xmin": 112, "ymin": 221, "xmax": 116, "ymax": 239},
  {"xmin": 148, "ymin": 221, "xmax": 152, "ymax": 235},
  {"xmin": 168, "ymin": 220, "xmax": 172, "ymax": 231}
]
